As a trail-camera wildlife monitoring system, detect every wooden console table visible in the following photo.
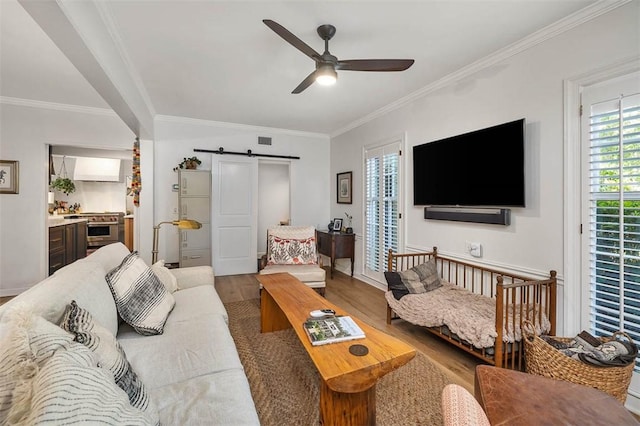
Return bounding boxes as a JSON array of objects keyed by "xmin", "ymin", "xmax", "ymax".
[
  {"xmin": 258, "ymin": 273, "xmax": 415, "ymax": 426},
  {"xmin": 474, "ymin": 365, "xmax": 638, "ymax": 425},
  {"xmin": 317, "ymin": 230, "xmax": 355, "ymax": 278}
]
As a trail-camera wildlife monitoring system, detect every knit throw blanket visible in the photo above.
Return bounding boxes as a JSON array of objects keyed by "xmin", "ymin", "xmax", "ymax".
[{"xmin": 385, "ymin": 282, "xmax": 551, "ymax": 348}]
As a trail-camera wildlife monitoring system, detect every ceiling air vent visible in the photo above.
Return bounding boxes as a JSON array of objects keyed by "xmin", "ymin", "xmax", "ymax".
[{"xmin": 258, "ymin": 136, "xmax": 272, "ymax": 146}]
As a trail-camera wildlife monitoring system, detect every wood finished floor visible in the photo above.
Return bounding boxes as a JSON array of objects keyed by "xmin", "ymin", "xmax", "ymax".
[{"xmin": 215, "ymin": 268, "xmax": 483, "ymax": 392}]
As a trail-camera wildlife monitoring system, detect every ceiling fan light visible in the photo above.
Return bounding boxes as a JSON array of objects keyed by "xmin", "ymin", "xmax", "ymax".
[{"xmin": 316, "ymin": 65, "xmax": 337, "ymax": 86}]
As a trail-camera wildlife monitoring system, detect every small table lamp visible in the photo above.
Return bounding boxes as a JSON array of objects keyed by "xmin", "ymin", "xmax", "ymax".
[{"xmin": 152, "ymin": 219, "xmax": 202, "ymax": 264}]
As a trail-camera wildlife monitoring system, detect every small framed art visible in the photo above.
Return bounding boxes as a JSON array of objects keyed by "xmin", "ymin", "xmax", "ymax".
[
  {"xmin": 332, "ymin": 218, "xmax": 343, "ymax": 232},
  {"xmin": 0, "ymin": 160, "xmax": 19, "ymax": 194},
  {"xmin": 337, "ymin": 171, "xmax": 352, "ymax": 204}
]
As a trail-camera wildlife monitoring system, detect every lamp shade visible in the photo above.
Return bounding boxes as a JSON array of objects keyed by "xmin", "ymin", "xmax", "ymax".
[{"xmin": 174, "ymin": 219, "xmax": 202, "ymax": 229}]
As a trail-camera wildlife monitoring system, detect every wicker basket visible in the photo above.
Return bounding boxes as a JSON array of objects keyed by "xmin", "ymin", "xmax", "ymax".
[{"xmin": 522, "ymin": 320, "xmax": 636, "ymax": 404}]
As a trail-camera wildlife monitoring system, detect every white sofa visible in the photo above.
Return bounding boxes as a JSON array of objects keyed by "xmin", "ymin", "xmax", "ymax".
[{"xmin": 0, "ymin": 242, "xmax": 259, "ymax": 425}]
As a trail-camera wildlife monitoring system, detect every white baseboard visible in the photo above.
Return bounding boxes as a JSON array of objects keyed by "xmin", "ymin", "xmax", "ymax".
[
  {"xmin": 626, "ymin": 389, "xmax": 640, "ymax": 415},
  {"xmin": 331, "ymin": 263, "xmax": 386, "ymax": 292}
]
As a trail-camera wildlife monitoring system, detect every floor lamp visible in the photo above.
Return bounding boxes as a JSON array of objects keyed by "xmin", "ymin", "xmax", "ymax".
[{"xmin": 152, "ymin": 219, "xmax": 202, "ymax": 264}]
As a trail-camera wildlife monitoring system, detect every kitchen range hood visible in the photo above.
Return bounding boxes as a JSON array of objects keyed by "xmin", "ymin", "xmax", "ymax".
[{"xmin": 73, "ymin": 157, "xmax": 121, "ymax": 182}]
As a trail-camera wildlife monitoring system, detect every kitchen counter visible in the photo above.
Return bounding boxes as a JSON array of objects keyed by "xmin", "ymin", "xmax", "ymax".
[{"xmin": 48, "ymin": 217, "xmax": 87, "ymax": 228}]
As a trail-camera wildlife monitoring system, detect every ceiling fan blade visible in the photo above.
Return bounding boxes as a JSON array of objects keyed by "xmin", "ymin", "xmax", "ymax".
[
  {"xmin": 336, "ymin": 59, "xmax": 414, "ymax": 72},
  {"xmin": 292, "ymin": 71, "xmax": 317, "ymax": 94},
  {"xmin": 263, "ymin": 19, "xmax": 321, "ymax": 61}
]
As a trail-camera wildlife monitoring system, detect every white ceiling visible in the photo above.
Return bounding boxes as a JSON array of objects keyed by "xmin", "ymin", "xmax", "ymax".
[{"xmin": 1, "ymin": 0, "xmax": 600, "ymax": 135}]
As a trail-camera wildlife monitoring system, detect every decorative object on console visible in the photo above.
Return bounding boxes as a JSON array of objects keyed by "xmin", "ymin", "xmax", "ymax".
[
  {"xmin": 0, "ymin": 160, "xmax": 19, "ymax": 194},
  {"xmin": 336, "ymin": 171, "xmax": 352, "ymax": 204},
  {"xmin": 151, "ymin": 219, "xmax": 202, "ymax": 264},
  {"xmin": 332, "ymin": 218, "xmax": 342, "ymax": 232},
  {"xmin": 344, "ymin": 212, "xmax": 353, "ymax": 233}
]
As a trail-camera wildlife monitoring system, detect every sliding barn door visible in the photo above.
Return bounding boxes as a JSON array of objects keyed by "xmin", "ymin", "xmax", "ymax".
[{"xmin": 211, "ymin": 155, "xmax": 258, "ymax": 276}]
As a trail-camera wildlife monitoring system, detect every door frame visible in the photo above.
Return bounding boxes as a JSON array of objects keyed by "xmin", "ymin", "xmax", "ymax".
[{"xmin": 563, "ymin": 56, "xmax": 640, "ymax": 337}]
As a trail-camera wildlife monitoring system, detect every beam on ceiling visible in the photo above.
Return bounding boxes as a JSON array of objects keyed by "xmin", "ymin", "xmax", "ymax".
[{"xmin": 18, "ymin": 0, "xmax": 155, "ymax": 139}]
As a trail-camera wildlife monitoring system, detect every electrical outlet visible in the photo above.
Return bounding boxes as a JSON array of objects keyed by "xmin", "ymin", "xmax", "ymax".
[{"xmin": 467, "ymin": 241, "xmax": 482, "ymax": 258}]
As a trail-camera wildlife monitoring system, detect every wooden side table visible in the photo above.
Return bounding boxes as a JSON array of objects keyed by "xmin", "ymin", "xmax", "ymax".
[
  {"xmin": 474, "ymin": 365, "xmax": 638, "ymax": 425},
  {"xmin": 316, "ymin": 230, "xmax": 355, "ymax": 279}
]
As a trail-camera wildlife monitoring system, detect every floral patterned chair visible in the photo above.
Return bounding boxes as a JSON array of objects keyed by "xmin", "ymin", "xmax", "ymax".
[{"xmin": 258, "ymin": 226, "xmax": 326, "ymax": 296}]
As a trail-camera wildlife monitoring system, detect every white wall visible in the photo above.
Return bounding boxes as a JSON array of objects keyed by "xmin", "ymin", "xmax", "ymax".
[
  {"xmin": 153, "ymin": 117, "xmax": 330, "ymax": 263},
  {"xmin": 330, "ymin": 2, "xmax": 640, "ymax": 335},
  {"xmin": 0, "ymin": 104, "xmax": 133, "ymax": 295}
]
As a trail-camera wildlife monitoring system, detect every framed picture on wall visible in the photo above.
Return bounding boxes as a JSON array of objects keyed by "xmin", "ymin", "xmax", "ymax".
[
  {"xmin": 0, "ymin": 160, "xmax": 19, "ymax": 194},
  {"xmin": 337, "ymin": 171, "xmax": 352, "ymax": 204}
]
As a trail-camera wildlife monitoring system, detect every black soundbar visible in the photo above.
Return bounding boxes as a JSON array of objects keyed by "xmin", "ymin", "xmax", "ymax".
[{"xmin": 424, "ymin": 207, "xmax": 511, "ymax": 225}]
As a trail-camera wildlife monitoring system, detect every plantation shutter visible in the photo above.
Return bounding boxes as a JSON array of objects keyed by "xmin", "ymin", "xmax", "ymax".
[
  {"xmin": 588, "ymin": 92, "xmax": 640, "ymax": 371},
  {"xmin": 364, "ymin": 142, "xmax": 401, "ymax": 283}
]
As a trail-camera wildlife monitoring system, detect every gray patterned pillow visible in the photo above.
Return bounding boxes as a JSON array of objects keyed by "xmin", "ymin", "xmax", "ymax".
[
  {"xmin": 398, "ymin": 259, "xmax": 442, "ymax": 293},
  {"xmin": 60, "ymin": 301, "xmax": 156, "ymax": 419},
  {"xmin": 105, "ymin": 251, "xmax": 175, "ymax": 335}
]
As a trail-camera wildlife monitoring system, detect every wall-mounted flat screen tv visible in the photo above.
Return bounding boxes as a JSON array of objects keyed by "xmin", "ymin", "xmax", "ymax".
[{"xmin": 413, "ymin": 118, "xmax": 525, "ymax": 207}]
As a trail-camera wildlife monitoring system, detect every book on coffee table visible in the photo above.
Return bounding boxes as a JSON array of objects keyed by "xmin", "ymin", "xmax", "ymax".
[{"xmin": 303, "ymin": 316, "xmax": 366, "ymax": 346}]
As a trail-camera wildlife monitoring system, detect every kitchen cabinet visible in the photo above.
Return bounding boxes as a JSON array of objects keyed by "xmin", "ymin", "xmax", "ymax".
[
  {"xmin": 49, "ymin": 219, "xmax": 87, "ymax": 275},
  {"xmin": 124, "ymin": 216, "xmax": 133, "ymax": 251},
  {"xmin": 178, "ymin": 170, "xmax": 211, "ymax": 267}
]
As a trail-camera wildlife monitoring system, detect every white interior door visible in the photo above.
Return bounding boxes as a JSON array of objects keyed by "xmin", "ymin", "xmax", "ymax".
[{"xmin": 212, "ymin": 155, "xmax": 258, "ymax": 276}]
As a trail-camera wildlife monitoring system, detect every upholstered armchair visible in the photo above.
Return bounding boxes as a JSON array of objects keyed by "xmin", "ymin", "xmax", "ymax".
[{"xmin": 259, "ymin": 226, "xmax": 326, "ymax": 296}]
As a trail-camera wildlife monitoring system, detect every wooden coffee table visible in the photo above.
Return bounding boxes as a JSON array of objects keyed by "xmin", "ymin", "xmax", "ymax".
[{"xmin": 257, "ymin": 273, "xmax": 416, "ymax": 426}]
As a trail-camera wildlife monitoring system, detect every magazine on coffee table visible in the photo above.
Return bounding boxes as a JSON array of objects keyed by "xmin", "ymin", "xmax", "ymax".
[{"xmin": 303, "ymin": 315, "xmax": 366, "ymax": 346}]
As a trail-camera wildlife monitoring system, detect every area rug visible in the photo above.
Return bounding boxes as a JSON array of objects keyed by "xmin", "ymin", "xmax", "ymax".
[{"xmin": 225, "ymin": 299, "xmax": 453, "ymax": 425}]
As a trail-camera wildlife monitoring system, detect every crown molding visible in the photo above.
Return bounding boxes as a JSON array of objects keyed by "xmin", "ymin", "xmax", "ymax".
[
  {"xmin": 330, "ymin": 0, "xmax": 631, "ymax": 138},
  {"xmin": 0, "ymin": 96, "xmax": 117, "ymax": 116},
  {"xmin": 155, "ymin": 114, "xmax": 329, "ymax": 139}
]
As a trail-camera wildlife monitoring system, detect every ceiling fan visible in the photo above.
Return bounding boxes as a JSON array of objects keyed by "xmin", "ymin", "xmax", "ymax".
[{"xmin": 263, "ymin": 19, "xmax": 414, "ymax": 94}]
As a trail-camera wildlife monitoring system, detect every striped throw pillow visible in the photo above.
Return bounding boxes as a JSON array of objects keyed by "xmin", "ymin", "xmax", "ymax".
[
  {"xmin": 105, "ymin": 252, "xmax": 175, "ymax": 335},
  {"xmin": 0, "ymin": 308, "xmax": 155, "ymax": 425},
  {"xmin": 8, "ymin": 341, "xmax": 157, "ymax": 425},
  {"xmin": 60, "ymin": 301, "xmax": 156, "ymax": 419}
]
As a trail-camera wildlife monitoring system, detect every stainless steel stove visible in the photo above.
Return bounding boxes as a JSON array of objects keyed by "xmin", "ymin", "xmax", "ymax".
[{"xmin": 65, "ymin": 212, "xmax": 125, "ymax": 248}]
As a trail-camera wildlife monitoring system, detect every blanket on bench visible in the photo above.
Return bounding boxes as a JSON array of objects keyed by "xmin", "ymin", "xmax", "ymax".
[{"xmin": 385, "ymin": 282, "xmax": 551, "ymax": 348}]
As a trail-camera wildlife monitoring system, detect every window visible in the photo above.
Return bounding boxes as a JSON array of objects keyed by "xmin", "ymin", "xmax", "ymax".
[
  {"xmin": 364, "ymin": 142, "xmax": 402, "ymax": 282},
  {"xmin": 587, "ymin": 90, "xmax": 640, "ymax": 371}
]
